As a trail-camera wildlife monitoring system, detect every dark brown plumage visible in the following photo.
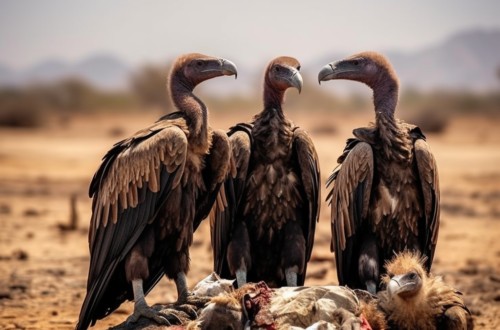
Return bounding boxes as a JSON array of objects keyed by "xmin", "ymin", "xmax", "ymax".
[
  {"xmin": 76, "ymin": 53, "xmax": 237, "ymax": 330},
  {"xmin": 378, "ymin": 251, "xmax": 473, "ymax": 330},
  {"xmin": 319, "ymin": 52, "xmax": 440, "ymax": 294},
  {"xmin": 211, "ymin": 56, "xmax": 320, "ymax": 288}
]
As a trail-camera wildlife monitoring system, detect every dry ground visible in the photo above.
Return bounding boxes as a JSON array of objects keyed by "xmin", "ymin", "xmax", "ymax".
[{"xmin": 1, "ymin": 110, "xmax": 500, "ymax": 329}]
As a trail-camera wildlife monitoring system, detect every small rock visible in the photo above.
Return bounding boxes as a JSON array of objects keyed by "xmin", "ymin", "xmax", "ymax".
[
  {"xmin": 0, "ymin": 291, "xmax": 12, "ymax": 299},
  {"xmin": 306, "ymin": 268, "xmax": 328, "ymax": 280},
  {"xmin": 10, "ymin": 284, "xmax": 28, "ymax": 293},
  {"xmin": 310, "ymin": 255, "xmax": 332, "ymax": 263},
  {"xmin": 0, "ymin": 204, "xmax": 11, "ymax": 214},
  {"xmin": 469, "ymin": 307, "xmax": 482, "ymax": 316},
  {"xmin": 459, "ymin": 266, "xmax": 478, "ymax": 276},
  {"xmin": 192, "ymin": 240, "xmax": 203, "ymax": 248},
  {"xmin": 490, "ymin": 274, "xmax": 500, "ymax": 283},
  {"xmin": 23, "ymin": 208, "xmax": 39, "ymax": 217},
  {"xmin": 12, "ymin": 249, "xmax": 29, "ymax": 261}
]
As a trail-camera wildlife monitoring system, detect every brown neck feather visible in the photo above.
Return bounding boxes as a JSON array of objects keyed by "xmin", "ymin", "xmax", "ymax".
[
  {"xmin": 369, "ymin": 71, "xmax": 410, "ymax": 160},
  {"xmin": 170, "ymin": 70, "xmax": 208, "ymax": 147}
]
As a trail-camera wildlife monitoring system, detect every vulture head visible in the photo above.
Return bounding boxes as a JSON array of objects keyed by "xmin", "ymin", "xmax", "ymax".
[
  {"xmin": 170, "ymin": 53, "xmax": 238, "ymax": 90},
  {"xmin": 265, "ymin": 56, "xmax": 303, "ymax": 93},
  {"xmin": 382, "ymin": 251, "xmax": 427, "ymax": 302},
  {"xmin": 379, "ymin": 251, "xmax": 473, "ymax": 330},
  {"xmin": 318, "ymin": 51, "xmax": 398, "ymax": 90}
]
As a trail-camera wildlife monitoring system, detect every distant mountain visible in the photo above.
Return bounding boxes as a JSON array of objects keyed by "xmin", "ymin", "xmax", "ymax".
[
  {"xmin": 26, "ymin": 59, "xmax": 71, "ymax": 83},
  {"xmin": 308, "ymin": 28, "xmax": 500, "ymax": 92},
  {"xmin": 0, "ymin": 64, "xmax": 15, "ymax": 85},
  {"xmin": 0, "ymin": 28, "xmax": 499, "ymax": 92},
  {"xmin": 73, "ymin": 55, "xmax": 129, "ymax": 90},
  {"xmin": 0, "ymin": 54, "xmax": 130, "ymax": 90}
]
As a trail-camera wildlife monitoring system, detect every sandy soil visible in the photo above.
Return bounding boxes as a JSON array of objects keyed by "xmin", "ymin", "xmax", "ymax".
[{"xmin": 1, "ymin": 110, "xmax": 499, "ymax": 330}]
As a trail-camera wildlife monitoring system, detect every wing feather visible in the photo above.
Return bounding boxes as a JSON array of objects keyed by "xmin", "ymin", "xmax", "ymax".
[
  {"xmin": 77, "ymin": 119, "xmax": 188, "ymax": 330},
  {"xmin": 414, "ymin": 138, "xmax": 440, "ymax": 270},
  {"xmin": 328, "ymin": 141, "xmax": 374, "ymax": 285},
  {"xmin": 292, "ymin": 128, "xmax": 321, "ymax": 286},
  {"xmin": 193, "ymin": 129, "xmax": 231, "ymax": 231},
  {"xmin": 210, "ymin": 124, "xmax": 253, "ymax": 278}
]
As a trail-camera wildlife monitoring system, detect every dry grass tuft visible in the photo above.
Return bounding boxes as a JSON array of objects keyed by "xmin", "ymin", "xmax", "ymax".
[{"xmin": 406, "ymin": 108, "xmax": 449, "ymax": 134}]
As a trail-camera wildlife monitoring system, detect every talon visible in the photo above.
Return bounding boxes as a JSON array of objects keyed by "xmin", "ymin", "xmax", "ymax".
[
  {"xmin": 127, "ymin": 304, "xmax": 172, "ymax": 326},
  {"xmin": 158, "ymin": 308, "xmax": 187, "ymax": 324}
]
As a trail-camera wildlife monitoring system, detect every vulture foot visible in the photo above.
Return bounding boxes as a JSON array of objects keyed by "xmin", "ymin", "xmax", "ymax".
[{"xmin": 126, "ymin": 301, "xmax": 177, "ymax": 326}]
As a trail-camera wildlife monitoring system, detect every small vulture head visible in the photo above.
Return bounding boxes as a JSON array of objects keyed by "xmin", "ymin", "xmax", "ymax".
[
  {"xmin": 318, "ymin": 51, "xmax": 397, "ymax": 89},
  {"xmin": 382, "ymin": 251, "xmax": 427, "ymax": 301},
  {"xmin": 265, "ymin": 56, "xmax": 303, "ymax": 93},
  {"xmin": 171, "ymin": 53, "xmax": 238, "ymax": 90}
]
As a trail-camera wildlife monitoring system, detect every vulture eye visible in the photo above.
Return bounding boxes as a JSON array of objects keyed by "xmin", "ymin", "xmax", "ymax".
[
  {"xmin": 196, "ymin": 61, "xmax": 204, "ymax": 67},
  {"xmin": 275, "ymin": 66, "xmax": 280, "ymax": 72},
  {"xmin": 408, "ymin": 272, "xmax": 417, "ymax": 280},
  {"xmin": 297, "ymin": 66, "xmax": 301, "ymax": 71},
  {"xmin": 353, "ymin": 60, "xmax": 359, "ymax": 65}
]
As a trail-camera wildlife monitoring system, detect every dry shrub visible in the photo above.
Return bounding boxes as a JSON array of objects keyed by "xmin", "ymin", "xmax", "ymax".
[
  {"xmin": 108, "ymin": 126, "xmax": 126, "ymax": 137},
  {"xmin": 310, "ymin": 123, "xmax": 338, "ymax": 135},
  {"xmin": 0, "ymin": 104, "xmax": 44, "ymax": 128},
  {"xmin": 407, "ymin": 108, "xmax": 448, "ymax": 134}
]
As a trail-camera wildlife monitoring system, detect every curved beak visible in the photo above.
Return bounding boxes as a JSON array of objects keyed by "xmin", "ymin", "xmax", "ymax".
[
  {"xmin": 387, "ymin": 274, "xmax": 416, "ymax": 299},
  {"xmin": 219, "ymin": 59, "xmax": 238, "ymax": 79},
  {"xmin": 318, "ymin": 63, "xmax": 336, "ymax": 84},
  {"xmin": 286, "ymin": 67, "xmax": 303, "ymax": 93},
  {"xmin": 318, "ymin": 60, "xmax": 358, "ymax": 84},
  {"xmin": 201, "ymin": 58, "xmax": 238, "ymax": 79}
]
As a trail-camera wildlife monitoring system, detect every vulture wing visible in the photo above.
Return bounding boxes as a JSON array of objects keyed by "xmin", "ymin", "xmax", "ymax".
[
  {"xmin": 328, "ymin": 141, "xmax": 374, "ymax": 285},
  {"xmin": 193, "ymin": 129, "xmax": 231, "ymax": 231},
  {"xmin": 78, "ymin": 115, "xmax": 188, "ymax": 329},
  {"xmin": 413, "ymin": 137, "xmax": 440, "ymax": 271},
  {"xmin": 210, "ymin": 123, "xmax": 253, "ymax": 278},
  {"xmin": 291, "ymin": 128, "xmax": 321, "ymax": 285}
]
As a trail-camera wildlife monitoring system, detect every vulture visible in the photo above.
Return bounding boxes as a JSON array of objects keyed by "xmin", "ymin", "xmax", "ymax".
[
  {"xmin": 378, "ymin": 251, "xmax": 473, "ymax": 330},
  {"xmin": 318, "ymin": 52, "xmax": 440, "ymax": 294},
  {"xmin": 76, "ymin": 53, "xmax": 238, "ymax": 330},
  {"xmin": 211, "ymin": 56, "xmax": 320, "ymax": 288}
]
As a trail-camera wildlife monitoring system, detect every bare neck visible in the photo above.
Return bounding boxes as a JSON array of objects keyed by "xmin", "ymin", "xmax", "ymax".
[
  {"xmin": 263, "ymin": 79, "xmax": 285, "ymax": 113},
  {"xmin": 372, "ymin": 73, "xmax": 398, "ymax": 124},
  {"xmin": 170, "ymin": 74, "xmax": 208, "ymax": 147}
]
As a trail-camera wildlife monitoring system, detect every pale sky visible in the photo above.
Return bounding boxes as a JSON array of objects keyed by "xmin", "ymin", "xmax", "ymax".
[{"xmin": 0, "ymin": 0, "xmax": 499, "ymax": 69}]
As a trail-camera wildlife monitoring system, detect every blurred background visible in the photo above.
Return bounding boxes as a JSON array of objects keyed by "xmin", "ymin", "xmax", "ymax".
[{"xmin": 0, "ymin": 1, "xmax": 499, "ymax": 329}]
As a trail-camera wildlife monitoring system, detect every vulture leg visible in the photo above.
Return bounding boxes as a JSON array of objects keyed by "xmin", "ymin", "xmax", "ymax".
[
  {"xmin": 227, "ymin": 221, "xmax": 251, "ymax": 288},
  {"xmin": 126, "ymin": 279, "xmax": 171, "ymax": 326},
  {"xmin": 285, "ymin": 267, "xmax": 298, "ymax": 287},
  {"xmin": 235, "ymin": 269, "xmax": 247, "ymax": 288},
  {"xmin": 282, "ymin": 220, "xmax": 306, "ymax": 287},
  {"xmin": 175, "ymin": 272, "xmax": 212, "ymax": 308},
  {"xmin": 358, "ymin": 234, "xmax": 379, "ymax": 295},
  {"xmin": 175, "ymin": 272, "xmax": 189, "ymax": 303}
]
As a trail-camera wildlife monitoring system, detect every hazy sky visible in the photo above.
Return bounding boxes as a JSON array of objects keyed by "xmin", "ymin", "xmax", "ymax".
[{"xmin": 1, "ymin": 0, "xmax": 499, "ymax": 69}]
